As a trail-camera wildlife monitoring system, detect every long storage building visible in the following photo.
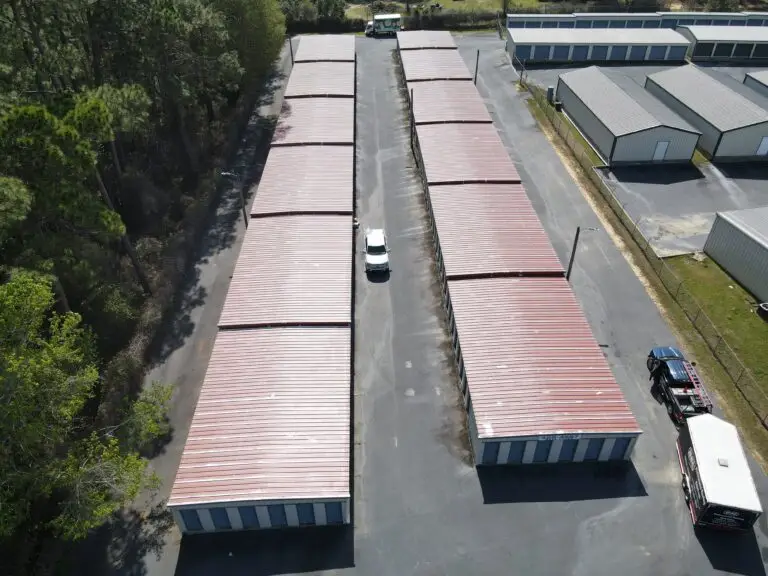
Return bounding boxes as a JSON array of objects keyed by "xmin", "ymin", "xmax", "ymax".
[
  {"xmin": 506, "ymin": 28, "xmax": 690, "ymax": 64},
  {"xmin": 678, "ymin": 26, "xmax": 768, "ymax": 61},
  {"xmin": 704, "ymin": 206, "xmax": 768, "ymax": 303},
  {"xmin": 557, "ymin": 66, "xmax": 700, "ymax": 165},
  {"xmin": 645, "ymin": 65, "xmax": 768, "ymax": 160},
  {"xmin": 507, "ymin": 11, "xmax": 760, "ymax": 29}
]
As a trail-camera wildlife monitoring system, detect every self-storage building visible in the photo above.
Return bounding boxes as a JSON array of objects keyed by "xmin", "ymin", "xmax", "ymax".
[
  {"xmin": 743, "ymin": 69, "xmax": 768, "ymax": 98},
  {"xmin": 645, "ymin": 65, "xmax": 768, "ymax": 160},
  {"xmin": 557, "ymin": 66, "xmax": 700, "ymax": 165},
  {"xmin": 678, "ymin": 25, "xmax": 768, "ymax": 61}
]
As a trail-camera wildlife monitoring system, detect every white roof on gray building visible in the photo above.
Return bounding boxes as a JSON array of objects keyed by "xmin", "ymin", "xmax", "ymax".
[
  {"xmin": 717, "ymin": 205, "xmax": 768, "ymax": 249},
  {"xmin": 559, "ymin": 66, "xmax": 699, "ymax": 136},
  {"xmin": 647, "ymin": 65, "xmax": 768, "ymax": 132},
  {"xmin": 680, "ymin": 25, "xmax": 768, "ymax": 43},
  {"xmin": 746, "ymin": 69, "xmax": 768, "ymax": 87},
  {"xmin": 507, "ymin": 28, "xmax": 690, "ymax": 46},
  {"xmin": 687, "ymin": 414, "xmax": 762, "ymax": 513}
]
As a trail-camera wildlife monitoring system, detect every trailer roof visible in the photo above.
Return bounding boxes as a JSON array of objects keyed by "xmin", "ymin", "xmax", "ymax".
[
  {"xmin": 284, "ymin": 62, "xmax": 355, "ymax": 98},
  {"xmin": 218, "ymin": 215, "xmax": 352, "ymax": 329},
  {"xmin": 507, "ymin": 27, "xmax": 690, "ymax": 46},
  {"xmin": 167, "ymin": 327, "xmax": 351, "ymax": 507},
  {"xmin": 397, "ymin": 30, "xmax": 456, "ymax": 50},
  {"xmin": 294, "ymin": 34, "xmax": 355, "ymax": 62},
  {"xmin": 428, "ymin": 184, "xmax": 563, "ymax": 278},
  {"xmin": 687, "ymin": 414, "xmax": 762, "ymax": 513},
  {"xmin": 273, "ymin": 98, "xmax": 354, "ymax": 146},
  {"xmin": 408, "ymin": 81, "xmax": 492, "ymax": 125},
  {"xmin": 448, "ymin": 277, "xmax": 641, "ymax": 440},
  {"xmin": 399, "ymin": 49, "xmax": 472, "ymax": 82}
]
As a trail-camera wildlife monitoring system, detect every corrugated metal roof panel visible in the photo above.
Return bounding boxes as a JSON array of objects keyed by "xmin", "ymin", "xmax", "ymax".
[
  {"xmin": 416, "ymin": 123, "xmax": 520, "ymax": 184},
  {"xmin": 400, "ymin": 50, "xmax": 472, "ymax": 82},
  {"xmin": 448, "ymin": 277, "xmax": 641, "ymax": 439},
  {"xmin": 252, "ymin": 147, "xmax": 353, "ymax": 217},
  {"xmin": 397, "ymin": 30, "xmax": 457, "ymax": 50},
  {"xmin": 746, "ymin": 70, "xmax": 768, "ymax": 88},
  {"xmin": 284, "ymin": 62, "xmax": 355, "ymax": 98},
  {"xmin": 680, "ymin": 25, "xmax": 768, "ymax": 43},
  {"xmin": 273, "ymin": 98, "xmax": 354, "ymax": 146},
  {"xmin": 167, "ymin": 327, "xmax": 351, "ymax": 507},
  {"xmin": 218, "ymin": 215, "xmax": 352, "ymax": 328},
  {"xmin": 294, "ymin": 34, "xmax": 355, "ymax": 62},
  {"xmin": 507, "ymin": 27, "xmax": 690, "ymax": 45},
  {"xmin": 647, "ymin": 65, "xmax": 768, "ymax": 131},
  {"xmin": 429, "ymin": 184, "xmax": 563, "ymax": 278},
  {"xmin": 718, "ymin": 205, "xmax": 768, "ymax": 248},
  {"xmin": 408, "ymin": 80, "xmax": 492, "ymax": 125}
]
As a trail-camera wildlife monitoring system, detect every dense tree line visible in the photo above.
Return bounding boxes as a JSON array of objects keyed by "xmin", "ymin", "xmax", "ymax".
[{"xmin": 0, "ymin": 0, "xmax": 284, "ymax": 557}]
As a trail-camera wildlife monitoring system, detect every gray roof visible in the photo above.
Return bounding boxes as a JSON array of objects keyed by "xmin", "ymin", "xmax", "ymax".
[
  {"xmin": 558, "ymin": 66, "xmax": 699, "ymax": 136},
  {"xmin": 717, "ymin": 205, "xmax": 768, "ymax": 249},
  {"xmin": 746, "ymin": 69, "xmax": 768, "ymax": 87},
  {"xmin": 507, "ymin": 28, "xmax": 690, "ymax": 46},
  {"xmin": 679, "ymin": 25, "xmax": 768, "ymax": 43},
  {"xmin": 647, "ymin": 65, "xmax": 768, "ymax": 132}
]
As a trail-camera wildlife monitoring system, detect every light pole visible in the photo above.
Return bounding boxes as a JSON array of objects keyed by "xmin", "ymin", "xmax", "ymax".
[
  {"xmin": 565, "ymin": 226, "xmax": 598, "ymax": 281},
  {"xmin": 221, "ymin": 171, "xmax": 248, "ymax": 228}
]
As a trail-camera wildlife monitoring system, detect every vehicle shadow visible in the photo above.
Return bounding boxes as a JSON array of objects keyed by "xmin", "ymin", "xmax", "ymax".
[
  {"xmin": 695, "ymin": 526, "xmax": 767, "ymax": 576},
  {"xmin": 478, "ymin": 461, "xmax": 647, "ymax": 504},
  {"xmin": 366, "ymin": 270, "xmax": 391, "ymax": 283},
  {"xmin": 173, "ymin": 525, "xmax": 354, "ymax": 576}
]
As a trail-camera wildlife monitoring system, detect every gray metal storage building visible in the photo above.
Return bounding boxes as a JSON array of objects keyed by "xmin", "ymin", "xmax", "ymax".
[
  {"xmin": 645, "ymin": 65, "xmax": 768, "ymax": 160},
  {"xmin": 744, "ymin": 70, "xmax": 768, "ymax": 98},
  {"xmin": 506, "ymin": 28, "xmax": 690, "ymax": 64},
  {"xmin": 557, "ymin": 66, "xmax": 700, "ymax": 165},
  {"xmin": 678, "ymin": 26, "xmax": 768, "ymax": 61},
  {"xmin": 704, "ymin": 206, "xmax": 768, "ymax": 303}
]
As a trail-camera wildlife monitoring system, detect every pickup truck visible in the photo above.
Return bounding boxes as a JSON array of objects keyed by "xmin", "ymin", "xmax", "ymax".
[{"xmin": 647, "ymin": 346, "xmax": 713, "ymax": 425}]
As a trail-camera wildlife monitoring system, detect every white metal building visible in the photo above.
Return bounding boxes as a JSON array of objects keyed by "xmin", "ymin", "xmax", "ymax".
[
  {"xmin": 507, "ymin": 11, "xmax": 762, "ymax": 30},
  {"xmin": 506, "ymin": 28, "xmax": 690, "ymax": 64},
  {"xmin": 678, "ymin": 26, "xmax": 768, "ymax": 61},
  {"xmin": 557, "ymin": 66, "xmax": 700, "ymax": 165},
  {"xmin": 645, "ymin": 65, "xmax": 768, "ymax": 160},
  {"xmin": 704, "ymin": 206, "xmax": 768, "ymax": 303},
  {"xmin": 744, "ymin": 69, "xmax": 768, "ymax": 98}
]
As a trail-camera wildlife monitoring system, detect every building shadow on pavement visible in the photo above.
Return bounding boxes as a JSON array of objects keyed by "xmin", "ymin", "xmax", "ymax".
[
  {"xmin": 695, "ymin": 526, "xmax": 767, "ymax": 576},
  {"xmin": 606, "ymin": 164, "xmax": 704, "ymax": 185},
  {"xmin": 714, "ymin": 162, "xmax": 768, "ymax": 182},
  {"xmin": 173, "ymin": 525, "xmax": 354, "ymax": 576},
  {"xmin": 477, "ymin": 461, "xmax": 647, "ymax": 504}
]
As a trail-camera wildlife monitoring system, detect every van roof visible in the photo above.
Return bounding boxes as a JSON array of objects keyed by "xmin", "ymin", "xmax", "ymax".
[{"xmin": 375, "ymin": 13, "xmax": 401, "ymax": 19}]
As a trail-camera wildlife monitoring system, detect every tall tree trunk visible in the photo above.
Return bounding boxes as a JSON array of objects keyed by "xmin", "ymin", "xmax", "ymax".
[
  {"xmin": 110, "ymin": 139, "xmax": 123, "ymax": 177},
  {"xmin": 21, "ymin": 0, "xmax": 64, "ymax": 91},
  {"xmin": 9, "ymin": 0, "xmax": 46, "ymax": 93},
  {"xmin": 53, "ymin": 276, "xmax": 71, "ymax": 313}
]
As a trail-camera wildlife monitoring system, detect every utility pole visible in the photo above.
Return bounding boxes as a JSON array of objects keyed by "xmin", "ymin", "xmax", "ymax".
[{"xmin": 566, "ymin": 226, "xmax": 598, "ymax": 281}]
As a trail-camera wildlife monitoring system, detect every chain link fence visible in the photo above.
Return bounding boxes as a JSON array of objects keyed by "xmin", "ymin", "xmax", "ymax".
[{"xmin": 521, "ymin": 78, "xmax": 768, "ymax": 429}]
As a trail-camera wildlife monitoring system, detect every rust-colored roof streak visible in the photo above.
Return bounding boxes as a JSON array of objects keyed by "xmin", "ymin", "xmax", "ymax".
[
  {"xmin": 429, "ymin": 184, "xmax": 563, "ymax": 278},
  {"xmin": 284, "ymin": 62, "xmax": 355, "ymax": 98},
  {"xmin": 400, "ymin": 50, "xmax": 472, "ymax": 82},
  {"xmin": 167, "ymin": 327, "xmax": 351, "ymax": 506},
  {"xmin": 416, "ymin": 123, "xmax": 520, "ymax": 185},
  {"xmin": 218, "ymin": 215, "xmax": 352, "ymax": 329},
  {"xmin": 273, "ymin": 98, "xmax": 354, "ymax": 146},
  {"xmin": 295, "ymin": 34, "xmax": 355, "ymax": 62},
  {"xmin": 408, "ymin": 81, "xmax": 492, "ymax": 125},
  {"xmin": 397, "ymin": 30, "xmax": 457, "ymax": 50},
  {"xmin": 253, "ymin": 147, "xmax": 353, "ymax": 217},
  {"xmin": 449, "ymin": 277, "xmax": 641, "ymax": 439}
]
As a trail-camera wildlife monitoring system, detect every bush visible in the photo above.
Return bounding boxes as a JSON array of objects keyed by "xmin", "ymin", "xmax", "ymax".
[
  {"xmin": 404, "ymin": 10, "xmax": 498, "ymax": 30},
  {"xmin": 286, "ymin": 16, "xmax": 366, "ymax": 33}
]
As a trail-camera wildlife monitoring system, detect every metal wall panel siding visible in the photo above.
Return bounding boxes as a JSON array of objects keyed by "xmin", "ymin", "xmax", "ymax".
[
  {"xmin": 613, "ymin": 126, "xmax": 699, "ymax": 163},
  {"xmin": 400, "ymin": 50, "xmax": 473, "ymax": 82},
  {"xmin": 397, "ymin": 30, "xmax": 457, "ymax": 50},
  {"xmin": 284, "ymin": 62, "xmax": 355, "ymax": 98},
  {"xmin": 427, "ymin": 183, "xmax": 564, "ymax": 278},
  {"xmin": 557, "ymin": 80, "xmax": 615, "ymax": 161},
  {"xmin": 273, "ymin": 98, "xmax": 354, "ymax": 146},
  {"xmin": 252, "ymin": 147, "xmax": 353, "ymax": 217},
  {"xmin": 218, "ymin": 216, "xmax": 352, "ymax": 328},
  {"xmin": 294, "ymin": 35, "xmax": 355, "ymax": 62},
  {"xmin": 168, "ymin": 327, "xmax": 351, "ymax": 507},
  {"xmin": 717, "ymin": 122, "xmax": 768, "ymax": 158},
  {"xmin": 447, "ymin": 277, "xmax": 640, "ymax": 440},
  {"xmin": 408, "ymin": 81, "xmax": 493, "ymax": 125},
  {"xmin": 416, "ymin": 123, "xmax": 521, "ymax": 184}
]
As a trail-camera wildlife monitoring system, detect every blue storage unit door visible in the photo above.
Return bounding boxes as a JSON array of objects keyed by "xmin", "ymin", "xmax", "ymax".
[
  {"xmin": 677, "ymin": 19, "xmax": 693, "ymax": 25},
  {"xmin": 609, "ymin": 46, "xmax": 628, "ymax": 61},
  {"xmin": 661, "ymin": 20, "xmax": 676, "ymax": 28},
  {"xmin": 515, "ymin": 45, "xmax": 532, "ymax": 60},
  {"xmin": 326, "ymin": 502, "xmax": 343, "ymax": 524},
  {"xmin": 507, "ymin": 441, "xmax": 526, "ymax": 464},
  {"xmin": 297, "ymin": 503, "xmax": 315, "ymax": 526},
  {"xmin": 180, "ymin": 509, "xmax": 203, "ymax": 531},
  {"xmin": 591, "ymin": 45, "xmax": 609, "ymax": 60},
  {"xmin": 712, "ymin": 19, "xmax": 729, "ymax": 25},
  {"xmin": 572, "ymin": 45, "xmax": 589, "ymax": 60},
  {"xmin": 559, "ymin": 439, "xmax": 579, "ymax": 462},
  {"xmin": 627, "ymin": 20, "xmax": 643, "ymax": 28},
  {"xmin": 695, "ymin": 19, "xmax": 712, "ymax": 25},
  {"xmin": 576, "ymin": 20, "xmax": 591, "ymax": 28},
  {"xmin": 268, "ymin": 505, "xmax": 288, "ymax": 527},
  {"xmin": 533, "ymin": 440, "xmax": 553, "ymax": 463},
  {"xmin": 542, "ymin": 21, "xmax": 557, "ymax": 28},
  {"xmin": 533, "ymin": 45, "xmax": 551, "ymax": 60},
  {"xmin": 643, "ymin": 20, "xmax": 661, "ymax": 28},
  {"xmin": 629, "ymin": 45, "xmax": 648, "ymax": 60},
  {"xmin": 592, "ymin": 21, "xmax": 608, "ymax": 28},
  {"xmin": 509, "ymin": 20, "xmax": 525, "ymax": 28},
  {"xmin": 483, "ymin": 441, "xmax": 500, "ymax": 464},
  {"xmin": 584, "ymin": 438, "xmax": 604, "ymax": 461},
  {"xmin": 609, "ymin": 20, "xmax": 626, "ymax": 28},
  {"xmin": 559, "ymin": 21, "xmax": 575, "ymax": 28},
  {"xmin": 667, "ymin": 46, "xmax": 687, "ymax": 60},
  {"xmin": 210, "ymin": 507, "xmax": 231, "ymax": 530},
  {"xmin": 553, "ymin": 45, "xmax": 570, "ymax": 60},
  {"xmin": 610, "ymin": 437, "xmax": 632, "ymax": 460},
  {"xmin": 648, "ymin": 45, "xmax": 667, "ymax": 60},
  {"xmin": 238, "ymin": 506, "xmax": 260, "ymax": 529},
  {"xmin": 714, "ymin": 43, "xmax": 735, "ymax": 57},
  {"xmin": 524, "ymin": 21, "xmax": 542, "ymax": 28},
  {"xmin": 733, "ymin": 43, "xmax": 753, "ymax": 58},
  {"xmin": 748, "ymin": 19, "xmax": 764, "ymax": 26},
  {"xmin": 729, "ymin": 20, "xmax": 746, "ymax": 26}
]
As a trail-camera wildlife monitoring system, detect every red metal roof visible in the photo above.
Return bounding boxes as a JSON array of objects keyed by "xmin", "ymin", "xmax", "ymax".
[
  {"xmin": 429, "ymin": 184, "xmax": 563, "ymax": 278},
  {"xmin": 252, "ymin": 146, "xmax": 353, "ymax": 217},
  {"xmin": 295, "ymin": 34, "xmax": 355, "ymax": 62},
  {"xmin": 272, "ymin": 98, "xmax": 354, "ymax": 146},
  {"xmin": 400, "ymin": 50, "xmax": 472, "ymax": 82},
  {"xmin": 167, "ymin": 327, "xmax": 351, "ymax": 507},
  {"xmin": 448, "ymin": 277, "xmax": 641, "ymax": 439},
  {"xmin": 408, "ymin": 80, "xmax": 492, "ymax": 125},
  {"xmin": 284, "ymin": 62, "xmax": 355, "ymax": 98},
  {"xmin": 397, "ymin": 30, "xmax": 457, "ymax": 50},
  {"xmin": 218, "ymin": 215, "xmax": 352, "ymax": 329},
  {"xmin": 416, "ymin": 123, "xmax": 520, "ymax": 185}
]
